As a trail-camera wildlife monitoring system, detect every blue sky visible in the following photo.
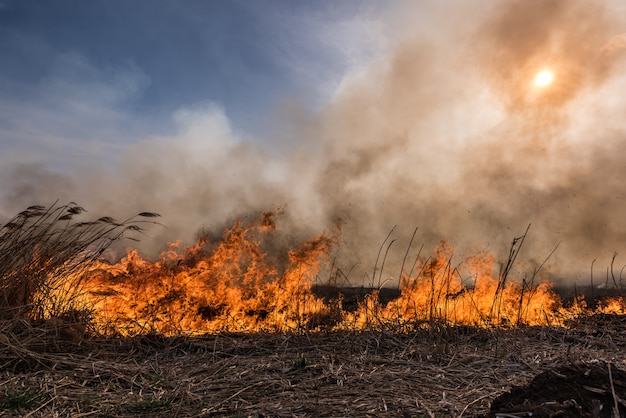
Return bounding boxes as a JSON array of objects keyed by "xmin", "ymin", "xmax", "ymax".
[{"xmin": 0, "ymin": 0, "xmax": 391, "ymax": 170}]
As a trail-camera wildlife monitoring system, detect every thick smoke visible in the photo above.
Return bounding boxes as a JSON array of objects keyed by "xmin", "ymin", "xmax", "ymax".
[
  {"xmin": 308, "ymin": 0, "xmax": 626, "ymax": 283},
  {"xmin": 3, "ymin": 0, "xmax": 626, "ymax": 284}
]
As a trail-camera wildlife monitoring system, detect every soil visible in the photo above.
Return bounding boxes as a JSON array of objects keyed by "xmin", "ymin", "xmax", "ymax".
[{"xmin": 489, "ymin": 362, "xmax": 626, "ymax": 417}]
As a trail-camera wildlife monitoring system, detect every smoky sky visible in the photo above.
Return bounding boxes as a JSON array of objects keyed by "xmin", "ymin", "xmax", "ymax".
[{"xmin": 2, "ymin": 0, "xmax": 626, "ymax": 285}]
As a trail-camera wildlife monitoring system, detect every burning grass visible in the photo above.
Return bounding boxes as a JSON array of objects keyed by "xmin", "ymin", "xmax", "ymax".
[
  {"xmin": 1, "ymin": 203, "xmax": 626, "ymax": 416},
  {"xmin": 1, "ymin": 202, "xmax": 625, "ymax": 335},
  {"xmin": 0, "ymin": 202, "xmax": 162, "ymax": 324},
  {"xmin": 79, "ymin": 213, "xmax": 613, "ymax": 336}
]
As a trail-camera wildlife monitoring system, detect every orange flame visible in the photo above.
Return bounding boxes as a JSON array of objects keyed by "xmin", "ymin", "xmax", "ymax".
[
  {"xmin": 346, "ymin": 241, "xmax": 562, "ymax": 330},
  {"xmin": 66, "ymin": 213, "xmax": 620, "ymax": 335},
  {"xmin": 85, "ymin": 211, "xmax": 336, "ymax": 334}
]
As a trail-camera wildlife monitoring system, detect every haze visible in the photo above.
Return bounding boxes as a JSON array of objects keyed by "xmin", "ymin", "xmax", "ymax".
[{"xmin": 2, "ymin": 0, "xmax": 626, "ymax": 285}]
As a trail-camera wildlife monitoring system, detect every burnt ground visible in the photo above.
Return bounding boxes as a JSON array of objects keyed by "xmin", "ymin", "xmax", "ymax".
[
  {"xmin": 489, "ymin": 362, "xmax": 626, "ymax": 417},
  {"xmin": 311, "ymin": 284, "xmax": 626, "ymax": 313},
  {"xmin": 488, "ymin": 314, "xmax": 626, "ymax": 418},
  {"xmin": 0, "ymin": 314, "xmax": 625, "ymax": 417},
  {"xmin": 311, "ymin": 285, "xmax": 402, "ymax": 312}
]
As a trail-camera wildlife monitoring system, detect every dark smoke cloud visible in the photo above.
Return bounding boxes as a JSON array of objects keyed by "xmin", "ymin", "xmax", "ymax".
[{"xmin": 2, "ymin": 1, "xmax": 626, "ymax": 284}]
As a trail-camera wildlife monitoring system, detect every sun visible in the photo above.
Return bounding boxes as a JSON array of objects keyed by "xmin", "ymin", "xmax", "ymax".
[{"xmin": 533, "ymin": 69, "xmax": 554, "ymax": 88}]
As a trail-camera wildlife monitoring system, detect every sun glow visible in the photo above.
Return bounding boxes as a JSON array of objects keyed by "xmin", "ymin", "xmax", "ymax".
[{"xmin": 533, "ymin": 69, "xmax": 554, "ymax": 88}]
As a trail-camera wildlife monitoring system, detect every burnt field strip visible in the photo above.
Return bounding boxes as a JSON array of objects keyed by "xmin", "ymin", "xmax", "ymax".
[
  {"xmin": 1, "ymin": 314, "xmax": 625, "ymax": 417},
  {"xmin": 311, "ymin": 284, "xmax": 626, "ymax": 312}
]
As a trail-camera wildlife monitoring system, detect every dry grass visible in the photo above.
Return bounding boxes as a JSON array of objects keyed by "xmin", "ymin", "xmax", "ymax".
[
  {"xmin": 0, "ymin": 315, "xmax": 624, "ymax": 417},
  {"xmin": 0, "ymin": 202, "xmax": 160, "ymax": 322}
]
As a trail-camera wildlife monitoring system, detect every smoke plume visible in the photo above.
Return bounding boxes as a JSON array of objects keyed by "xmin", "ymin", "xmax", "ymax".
[{"xmin": 3, "ymin": 0, "xmax": 626, "ymax": 285}]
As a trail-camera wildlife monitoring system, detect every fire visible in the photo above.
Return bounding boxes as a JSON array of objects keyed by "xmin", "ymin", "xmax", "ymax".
[
  {"xmin": 4, "ymin": 203, "xmax": 622, "ymax": 336},
  {"xmin": 533, "ymin": 69, "xmax": 554, "ymax": 88},
  {"xmin": 597, "ymin": 296, "xmax": 626, "ymax": 314},
  {"xmin": 84, "ymin": 211, "xmax": 337, "ymax": 334},
  {"xmin": 347, "ymin": 241, "xmax": 561, "ymax": 329},
  {"xmin": 79, "ymin": 218, "xmax": 566, "ymax": 335}
]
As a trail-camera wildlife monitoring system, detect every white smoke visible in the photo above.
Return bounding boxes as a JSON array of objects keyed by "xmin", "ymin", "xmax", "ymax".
[{"xmin": 3, "ymin": 1, "xmax": 626, "ymax": 285}]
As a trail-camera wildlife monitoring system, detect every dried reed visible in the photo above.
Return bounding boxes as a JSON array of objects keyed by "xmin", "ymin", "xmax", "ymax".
[{"xmin": 0, "ymin": 202, "xmax": 160, "ymax": 324}]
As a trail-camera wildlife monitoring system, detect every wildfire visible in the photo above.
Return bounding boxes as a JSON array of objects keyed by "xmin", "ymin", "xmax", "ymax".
[
  {"xmin": 347, "ymin": 241, "xmax": 561, "ymax": 330},
  {"xmin": 78, "ymin": 214, "xmax": 566, "ymax": 335},
  {"xmin": 85, "ymin": 211, "xmax": 337, "ymax": 334},
  {"xmin": 2, "ymin": 203, "xmax": 622, "ymax": 336}
]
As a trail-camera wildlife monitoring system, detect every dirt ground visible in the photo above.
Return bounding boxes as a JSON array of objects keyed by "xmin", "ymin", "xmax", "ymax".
[
  {"xmin": 0, "ymin": 314, "xmax": 624, "ymax": 417},
  {"xmin": 489, "ymin": 362, "xmax": 626, "ymax": 417}
]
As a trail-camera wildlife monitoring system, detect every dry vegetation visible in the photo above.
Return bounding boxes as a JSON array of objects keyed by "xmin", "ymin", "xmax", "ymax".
[
  {"xmin": 0, "ymin": 202, "xmax": 161, "ymax": 323},
  {"xmin": 0, "ymin": 203, "xmax": 625, "ymax": 417},
  {"xmin": 1, "ymin": 318, "xmax": 625, "ymax": 417}
]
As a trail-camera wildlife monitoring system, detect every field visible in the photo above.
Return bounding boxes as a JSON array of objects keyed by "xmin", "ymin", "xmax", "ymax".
[
  {"xmin": 1, "ymin": 203, "xmax": 626, "ymax": 417},
  {"xmin": 1, "ymin": 314, "xmax": 625, "ymax": 417}
]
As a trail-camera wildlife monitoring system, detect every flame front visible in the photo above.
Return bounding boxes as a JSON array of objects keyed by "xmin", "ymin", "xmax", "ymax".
[
  {"xmin": 84, "ymin": 212, "xmax": 335, "ymax": 334},
  {"xmin": 348, "ymin": 241, "xmax": 561, "ymax": 330},
  {"xmin": 60, "ymin": 212, "xmax": 595, "ymax": 336}
]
